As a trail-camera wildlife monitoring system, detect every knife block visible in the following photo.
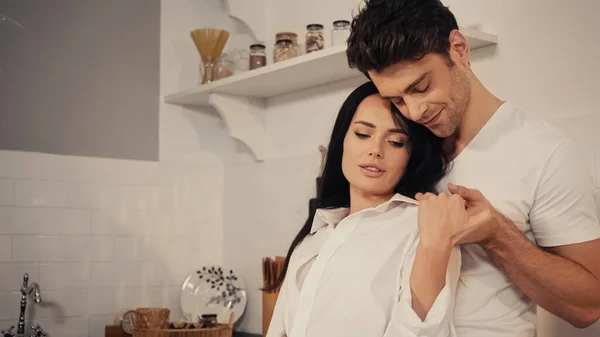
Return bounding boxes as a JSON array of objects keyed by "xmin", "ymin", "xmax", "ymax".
[{"xmin": 262, "ymin": 290, "xmax": 280, "ymax": 336}]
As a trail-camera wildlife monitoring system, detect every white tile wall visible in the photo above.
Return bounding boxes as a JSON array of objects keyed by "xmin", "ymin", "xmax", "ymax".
[
  {"xmin": 0, "ymin": 179, "xmax": 14, "ymax": 206},
  {"xmin": 0, "ymin": 236, "xmax": 12, "ymax": 261},
  {"xmin": 88, "ymin": 315, "xmax": 114, "ymax": 337},
  {"xmin": 0, "ymin": 149, "xmax": 224, "ymax": 337},
  {"xmin": 0, "ymin": 263, "xmax": 39, "ymax": 291},
  {"xmin": 8, "ymin": 208, "xmax": 91, "ymax": 235},
  {"xmin": 0, "ymin": 293, "xmax": 11, "ymax": 320},
  {"xmin": 87, "ymin": 288, "xmax": 118, "ymax": 316},
  {"xmin": 39, "ymin": 263, "xmax": 91, "ymax": 290},
  {"xmin": 11, "ymin": 236, "xmax": 69, "ymax": 262},
  {"xmin": 15, "ymin": 180, "xmax": 68, "ymax": 207},
  {"xmin": 0, "ymin": 208, "xmax": 10, "ymax": 229}
]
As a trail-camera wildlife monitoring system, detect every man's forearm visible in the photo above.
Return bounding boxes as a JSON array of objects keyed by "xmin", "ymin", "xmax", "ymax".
[
  {"xmin": 483, "ymin": 216, "xmax": 600, "ymax": 328},
  {"xmin": 410, "ymin": 241, "xmax": 452, "ymax": 321}
]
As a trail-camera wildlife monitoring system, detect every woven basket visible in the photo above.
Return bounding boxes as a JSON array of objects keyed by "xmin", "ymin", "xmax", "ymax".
[
  {"xmin": 135, "ymin": 308, "xmax": 171, "ymax": 330},
  {"xmin": 133, "ymin": 312, "xmax": 234, "ymax": 337},
  {"xmin": 133, "ymin": 324, "xmax": 232, "ymax": 337}
]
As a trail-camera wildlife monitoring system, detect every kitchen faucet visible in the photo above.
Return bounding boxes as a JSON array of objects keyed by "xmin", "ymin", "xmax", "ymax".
[{"xmin": 1, "ymin": 273, "xmax": 46, "ymax": 337}]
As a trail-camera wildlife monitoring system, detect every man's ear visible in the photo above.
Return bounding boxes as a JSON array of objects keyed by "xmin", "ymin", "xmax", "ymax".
[{"xmin": 448, "ymin": 29, "xmax": 470, "ymax": 67}]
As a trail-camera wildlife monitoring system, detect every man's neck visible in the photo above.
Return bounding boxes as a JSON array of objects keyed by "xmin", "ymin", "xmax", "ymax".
[{"xmin": 446, "ymin": 77, "xmax": 504, "ymax": 159}]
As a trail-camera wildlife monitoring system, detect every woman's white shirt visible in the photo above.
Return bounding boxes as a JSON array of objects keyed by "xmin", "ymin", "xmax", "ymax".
[{"xmin": 266, "ymin": 193, "xmax": 461, "ymax": 337}]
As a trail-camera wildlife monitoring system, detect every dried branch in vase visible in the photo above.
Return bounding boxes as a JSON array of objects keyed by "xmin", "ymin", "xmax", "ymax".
[{"xmin": 197, "ymin": 266, "xmax": 244, "ymax": 309}]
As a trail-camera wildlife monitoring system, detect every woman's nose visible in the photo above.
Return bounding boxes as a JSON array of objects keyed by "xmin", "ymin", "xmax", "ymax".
[{"xmin": 368, "ymin": 148, "xmax": 383, "ymax": 158}]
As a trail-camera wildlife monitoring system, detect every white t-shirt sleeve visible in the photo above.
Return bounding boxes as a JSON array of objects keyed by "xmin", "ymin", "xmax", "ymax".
[
  {"xmin": 529, "ymin": 139, "xmax": 600, "ymax": 247},
  {"xmin": 384, "ymin": 238, "xmax": 461, "ymax": 337}
]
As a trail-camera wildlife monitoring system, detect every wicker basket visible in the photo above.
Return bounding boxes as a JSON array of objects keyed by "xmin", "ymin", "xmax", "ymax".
[
  {"xmin": 133, "ymin": 312, "xmax": 234, "ymax": 337},
  {"xmin": 135, "ymin": 308, "xmax": 171, "ymax": 330}
]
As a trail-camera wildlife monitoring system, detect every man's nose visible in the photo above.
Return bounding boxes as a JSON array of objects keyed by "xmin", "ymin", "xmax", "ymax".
[{"xmin": 405, "ymin": 97, "xmax": 429, "ymax": 123}]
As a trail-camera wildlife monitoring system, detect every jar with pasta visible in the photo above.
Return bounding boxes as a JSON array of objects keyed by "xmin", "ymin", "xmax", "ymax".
[
  {"xmin": 305, "ymin": 24, "xmax": 324, "ymax": 53},
  {"xmin": 273, "ymin": 39, "xmax": 294, "ymax": 63}
]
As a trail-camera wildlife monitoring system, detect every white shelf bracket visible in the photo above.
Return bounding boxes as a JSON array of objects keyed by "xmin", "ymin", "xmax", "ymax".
[
  {"xmin": 224, "ymin": 0, "xmax": 269, "ymax": 43},
  {"xmin": 208, "ymin": 93, "xmax": 266, "ymax": 161}
]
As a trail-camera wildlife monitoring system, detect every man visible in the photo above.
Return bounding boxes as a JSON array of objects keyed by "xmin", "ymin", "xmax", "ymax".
[{"xmin": 346, "ymin": 0, "xmax": 600, "ymax": 336}]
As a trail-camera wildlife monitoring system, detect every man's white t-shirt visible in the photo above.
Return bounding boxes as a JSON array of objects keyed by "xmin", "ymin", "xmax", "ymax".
[{"xmin": 436, "ymin": 101, "xmax": 600, "ymax": 337}]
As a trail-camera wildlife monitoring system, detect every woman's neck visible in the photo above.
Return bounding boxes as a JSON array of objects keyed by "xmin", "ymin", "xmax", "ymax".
[{"xmin": 348, "ymin": 185, "xmax": 394, "ymax": 215}]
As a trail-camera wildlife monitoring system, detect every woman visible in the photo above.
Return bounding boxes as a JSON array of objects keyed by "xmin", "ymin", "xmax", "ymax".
[{"xmin": 265, "ymin": 81, "xmax": 465, "ymax": 337}]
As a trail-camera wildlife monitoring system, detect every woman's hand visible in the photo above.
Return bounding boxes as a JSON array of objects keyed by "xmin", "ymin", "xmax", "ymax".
[{"xmin": 415, "ymin": 192, "xmax": 468, "ymax": 248}]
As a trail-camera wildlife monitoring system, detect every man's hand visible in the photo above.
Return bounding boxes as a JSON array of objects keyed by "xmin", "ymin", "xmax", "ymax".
[
  {"xmin": 445, "ymin": 181, "xmax": 600, "ymax": 328},
  {"xmin": 415, "ymin": 191, "xmax": 468, "ymax": 247},
  {"xmin": 444, "ymin": 183, "xmax": 504, "ymax": 245}
]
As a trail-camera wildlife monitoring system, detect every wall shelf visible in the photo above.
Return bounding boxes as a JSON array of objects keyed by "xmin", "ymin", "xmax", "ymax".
[{"xmin": 164, "ymin": 27, "xmax": 498, "ymax": 161}]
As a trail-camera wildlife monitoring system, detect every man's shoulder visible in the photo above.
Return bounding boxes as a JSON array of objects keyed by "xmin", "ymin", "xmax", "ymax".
[
  {"xmin": 501, "ymin": 102, "xmax": 590, "ymax": 184},
  {"xmin": 500, "ymin": 102, "xmax": 567, "ymax": 144},
  {"xmin": 491, "ymin": 102, "xmax": 573, "ymax": 163}
]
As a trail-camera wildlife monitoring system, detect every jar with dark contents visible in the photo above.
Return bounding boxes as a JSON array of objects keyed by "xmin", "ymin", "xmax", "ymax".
[
  {"xmin": 200, "ymin": 314, "xmax": 218, "ymax": 328},
  {"xmin": 249, "ymin": 44, "xmax": 267, "ymax": 70},
  {"xmin": 273, "ymin": 39, "xmax": 294, "ymax": 63},
  {"xmin": 305, "ymin": 24, "xmax": 324, "ymax": 53}
]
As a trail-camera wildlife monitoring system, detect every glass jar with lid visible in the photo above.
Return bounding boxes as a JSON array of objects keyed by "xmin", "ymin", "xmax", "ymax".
[
  {"xmin": 200, "ymin": 314, "xmax": 218, "ymax": 328},
  {"xmin": 273, "ymin": 39, "xmax": 294, "ymax": 63},
  {"xmin": 276, "ymin": 32, "xmax": 300, "ymax": 58},
  {"xmin": 249, "ymin": 43, "xmax": 267, "ymax": 70},
  {"xmin": 305, "ymin": 24, "xmax": 324, "ymax": 54},
  {"xmin": 214, "ymin": 53, "xmax": 234, "ymax": 80},
  {"xmin": 331, "ymin": 20, "xmax": 350, "ymax": 46}
]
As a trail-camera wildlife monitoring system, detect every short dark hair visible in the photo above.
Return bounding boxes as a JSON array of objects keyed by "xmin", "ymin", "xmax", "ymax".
[{"xmin": 346, "ymin": 0, "xmax": 459, "ymax": 74}]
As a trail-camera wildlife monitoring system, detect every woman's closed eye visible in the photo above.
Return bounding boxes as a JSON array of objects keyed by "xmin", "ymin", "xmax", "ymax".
[
  {"xmin": 389, "ymin": 140, "xmax": 405, "ymax": 148},
  {"xmin": 354, "ymin": 131, "xmax": 369, "ymax": 139},
  {"xmin": 355, "ymin": 131, "xmax": 405, "ymax": 147}
]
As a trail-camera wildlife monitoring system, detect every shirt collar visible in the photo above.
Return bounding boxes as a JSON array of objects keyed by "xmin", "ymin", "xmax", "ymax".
[{"xmin": 309, "ymin": 193, "xmax": 418, "ymax": 234}]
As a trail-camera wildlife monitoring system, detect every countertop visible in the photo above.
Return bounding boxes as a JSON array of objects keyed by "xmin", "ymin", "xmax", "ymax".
[
  {"xmin": 233, "ymin": 332, "xmax": 261, "ymax": 337},
  {"xmin": 106, "ymin": 325, "xmax": 261, "ymax": 337}
]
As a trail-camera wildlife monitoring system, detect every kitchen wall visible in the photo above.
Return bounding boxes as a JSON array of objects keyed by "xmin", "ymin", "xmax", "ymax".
[
  {"xmin": 0, "ymin": 1, "xmax": 229, "ymax": 336},
  {"xmin": 222, "ymin": 0, "xmax": 600, "ymax": 336}
]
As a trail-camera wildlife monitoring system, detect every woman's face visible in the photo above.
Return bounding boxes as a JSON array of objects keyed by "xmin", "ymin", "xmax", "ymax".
[{"xmin": 341, "ymin": 94, "xmax": 410, "ymax": 198}]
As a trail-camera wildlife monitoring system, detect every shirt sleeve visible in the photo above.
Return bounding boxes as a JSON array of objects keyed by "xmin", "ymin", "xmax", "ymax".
[
  {"xmin": 384, "ymin": 238, "xmax": 461, "ymax": 337},
  {"xmin": 265, "ymin": 278, "xmax": 289, "ymax": 337},
  {"xmin": 529, "ymin": 139, "xmax": 600, "ymax": 247}
]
